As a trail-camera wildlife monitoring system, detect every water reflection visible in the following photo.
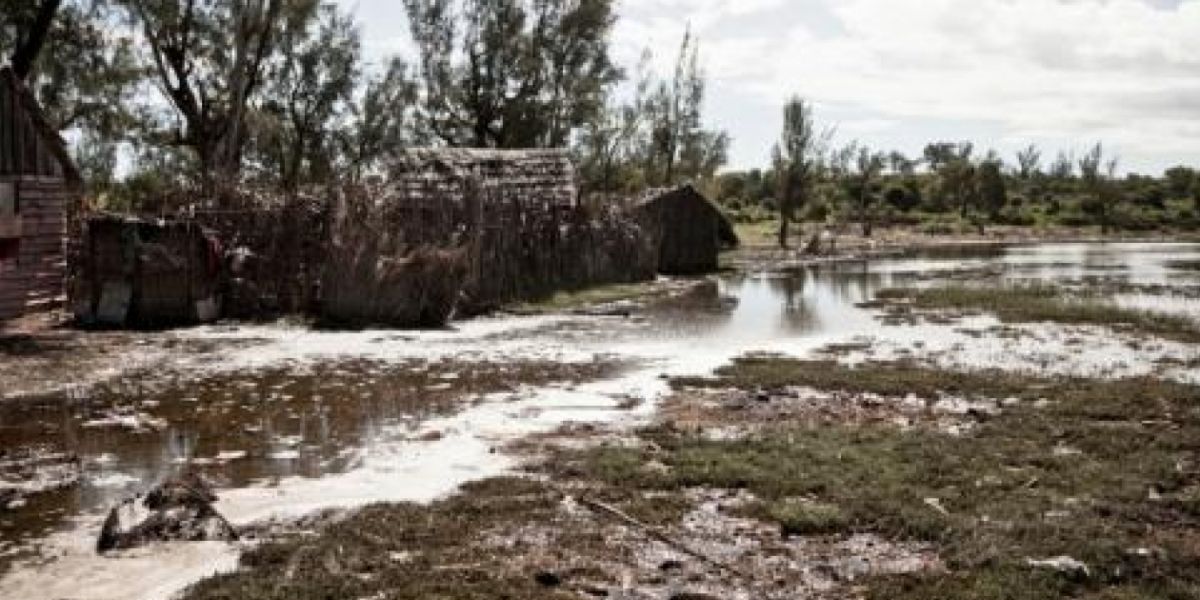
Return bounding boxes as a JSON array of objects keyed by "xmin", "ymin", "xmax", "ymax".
[{"xmin": 1, "ymin": 241, "xmax": 1198, "ymax": 579}]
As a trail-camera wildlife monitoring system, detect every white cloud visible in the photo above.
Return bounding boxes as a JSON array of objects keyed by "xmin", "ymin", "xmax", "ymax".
[
  {"xmin": 635, "ymin": 0, "xmax": 1200, "ymax": 170},
  {"xmin": 341, "ymin": 0, "xmax": 1200, "ymax": 171}
]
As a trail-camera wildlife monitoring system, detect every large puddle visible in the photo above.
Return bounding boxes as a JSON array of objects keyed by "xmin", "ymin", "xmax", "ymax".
[{"xmin": 1, "ymin": 242, "xmax": 1198, "ymax": 600}]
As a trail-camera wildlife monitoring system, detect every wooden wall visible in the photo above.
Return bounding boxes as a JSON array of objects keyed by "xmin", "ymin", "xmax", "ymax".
[{"xmin": 0, "ymin": 176, "xmax": 68, "ymax": 321}]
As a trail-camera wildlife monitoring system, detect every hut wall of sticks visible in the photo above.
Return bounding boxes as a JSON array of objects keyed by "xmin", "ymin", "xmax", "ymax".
[
  {"xmin": 327, "ymin": 148, "xmax": 659, "ymax": 323},
  {"xmin": 633, "ymin": 185, "xmax": 739, "ymax": 275},
  {"xmin": 69, "ymin": 149, "xmax": 681, "ymax": 329},
  {"xmin": 191, "ymin": 189, "xmax": 331, "ymax": 319},
  {"xmin": 75, "ymin": 214, "xmax": 222, "ymax": 328},
  {"xmin": 0, "ymin": 67, "xmax": 80, "ymax": 322}
]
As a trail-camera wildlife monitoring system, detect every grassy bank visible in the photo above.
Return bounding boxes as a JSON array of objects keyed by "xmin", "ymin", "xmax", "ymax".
[
  {"xmin": 180, "ymin": 358, "xmax": 1200, "ymax": 600},
  {"xmin": 571, "ymin": 359, "xmax": 1200, "ymax": 599},
  {"xmin": 876, "ymin": 284, "xmax": 1200, "ymax": 343}
]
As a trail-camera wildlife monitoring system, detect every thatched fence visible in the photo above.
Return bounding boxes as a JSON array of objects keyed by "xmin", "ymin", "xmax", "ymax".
[{"xmin": 73, "ymin": 149, "xmax": 668, "ymax": 328}]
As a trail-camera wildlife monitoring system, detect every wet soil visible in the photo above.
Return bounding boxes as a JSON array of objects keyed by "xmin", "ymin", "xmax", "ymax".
[
  {"xmin": 0, "ymin": 356, "xmax": 621, "ymax": 573},
  {"xmin": 2, "ymin": 241, "xmax": 1199, "ymax": 600}
]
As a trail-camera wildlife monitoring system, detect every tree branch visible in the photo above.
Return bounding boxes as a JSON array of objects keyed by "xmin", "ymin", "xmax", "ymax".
[{"xmin": 11, "ymin": 0, "xmax": 63, "ymax": 81}]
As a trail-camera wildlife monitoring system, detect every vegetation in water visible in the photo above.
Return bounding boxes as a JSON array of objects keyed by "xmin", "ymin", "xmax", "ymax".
[
  {"xmin": 873, "ymin": 284, "xmax": 1200, "ymax": 343},
  {"xmin": 569, "ymin": 359, "xmax": 1200, "ymax": 599}
]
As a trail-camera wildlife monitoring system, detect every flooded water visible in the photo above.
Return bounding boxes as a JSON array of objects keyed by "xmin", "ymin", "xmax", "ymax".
[{"xmin": 1, "ymin": 242, "xmax": 1198, "ymax": 600}]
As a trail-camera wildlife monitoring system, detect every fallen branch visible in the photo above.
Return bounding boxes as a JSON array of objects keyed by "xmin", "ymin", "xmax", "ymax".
[{"xmin": 577, "ymin": 496, "xmax": 750, "ymax": 580}]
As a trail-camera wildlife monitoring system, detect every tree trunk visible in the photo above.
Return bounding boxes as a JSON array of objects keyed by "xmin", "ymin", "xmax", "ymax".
[
  {"xmin": 778, "ymin": 195, "xmax": 791, "ymax": 249},
  {"xmin": 10, "ymin": 0, "xmax": 62, "ymax": 81}
]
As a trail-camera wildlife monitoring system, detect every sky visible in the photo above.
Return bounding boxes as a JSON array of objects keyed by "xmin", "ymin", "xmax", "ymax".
[{"xmin": 335, "ymin": 0, "xmax": 1200, "ymax": 175}]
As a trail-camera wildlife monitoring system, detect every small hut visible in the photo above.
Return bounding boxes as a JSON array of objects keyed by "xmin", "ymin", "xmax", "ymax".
[
  {"xmin": 635, "ymin": 185, "xmax": 739, "ymax": 275},
  {"xmin": 76, "ymin": 215, "xmax": 222, "ymax": 327},
  {"xmin": 0, "ymin": 67, "xmax": 80, "ymax": 322}
]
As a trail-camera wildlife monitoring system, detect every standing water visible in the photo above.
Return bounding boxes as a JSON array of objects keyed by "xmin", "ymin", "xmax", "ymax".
[{"xmin": 1, "ymin": 242, "xmax": 1198, "ymax": 600}]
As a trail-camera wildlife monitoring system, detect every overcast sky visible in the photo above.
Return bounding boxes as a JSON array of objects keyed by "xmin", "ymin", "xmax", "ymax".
[{"xmin": 336, "ymin": 0, "xmax": 1200, "ymax": 175}]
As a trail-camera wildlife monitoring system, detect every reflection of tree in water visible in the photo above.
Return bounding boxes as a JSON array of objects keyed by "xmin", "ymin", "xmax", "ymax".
[
  {"xmin": 810, "ymin": 264, "xmax": 889, "ymax": 302},
  {"xmin": 645, "ymin": 280, "xmax": 739, "ymax": 336},
  {"xmin": 765, "ymin": 265, "xmax": 892, "ymax": 333},
  {"xmin": 767, "ymin": 270, "xmax": 818, "ymax": 332}
]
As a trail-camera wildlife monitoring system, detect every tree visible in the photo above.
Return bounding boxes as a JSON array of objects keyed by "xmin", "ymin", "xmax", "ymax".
[
  {"xmin": 1163, "ymin": 166, "xmax": 1197, "ymax": 200},
  {"xmin": 977, "ymin": 159, "xmax": 1007, "ymax": 220},
  {"xmin": 1049, "ymin": 151, "xmax": 1074, "ymax": 181},
  {"xmin": 6, "ymin": 0, "xmax": 62, "ymax": 80},
  {"xmin": 2, "ymin": 0, "xmax": 141, "ymax": 142},
  {"xmin": 403, "ymin": 0, "xmax": 620, "ymax": 149},
  {"xmin": 923, "ymin": 142, "xmax": 968, "ymax": 172},
  {"xmin": 832, "ymin": 143, "xmax": 884, "ymax": 237},
  {"xmin": 124, "ymin": 0, "xmax": 291, "ymax": 184},
  {"xmin": 925, "ymin": 143, "xmax": 977, "ymax": 218},
  {"xmin": 773, "ymin": 96, "xmax": 827, "ymax": 248},
  {"xmin": 886, "ymin": 151, "xmax": 915, "ymax": 176},
  {"xmin": 644, "ymin": 28, "xmax": 727, "ymax": 186},
  {"xmin": 576, "ymin": 56, "xmax": 650, "ymax": 194},
  {"xmin": 337, "ymin": 57, "xmax": 420, "ymax": 183},
  {"xmin": 1016, "ymin": 144, "xmax": 1042, "ymax": 180},
  {"xmin": 1079, "ymin": 143, "xmax": 1120, "ymax": 234},
  {"xmin": 254, "ymin": 2, "xmax": 360, "ymax": 189}
]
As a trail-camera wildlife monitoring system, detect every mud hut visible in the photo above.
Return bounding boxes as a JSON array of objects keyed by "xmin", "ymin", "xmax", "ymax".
[
  {"xmin": 0, "ymin": 67, "xmax": 80, "ymax": 322},
  {"xmin": 634, "ymin": 185, "xmax": 739, "ymax": 275},
  {"xmin": 76, "ymin": 215, "xmax": 222, "ymax": 327}
]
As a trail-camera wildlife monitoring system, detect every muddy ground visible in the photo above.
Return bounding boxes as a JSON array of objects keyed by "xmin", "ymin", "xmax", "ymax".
[
  {"xmin": 2, "ymin": 240, "xmax": 1199, "ymax": 600},
  {"xmin": 184, "ymin": 244, "xmax": 1198, "ymax": 600}
]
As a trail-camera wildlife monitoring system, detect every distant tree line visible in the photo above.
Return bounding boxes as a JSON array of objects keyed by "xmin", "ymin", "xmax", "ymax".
[
  {"xmin": 725, "ymin": 98, "xmax": 1200, "ymax": 247},
  {"xmin": 1, "ymin": 0, "xmax": 729, "ymax": 209}
]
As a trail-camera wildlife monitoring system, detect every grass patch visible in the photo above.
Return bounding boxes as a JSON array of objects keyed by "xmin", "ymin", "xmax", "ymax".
[
  {"xmin": 765, "ymin": 499, "xmax": 851, "ymax": 537},
  {"xmin": 876, "ymin": 284, "xmax": 1200, "ymax": 343},
  {"xmin": 182, "ymin": 477, "xmax": 577, "ymax": 600},
  {"xmin": 508, "ymin": 281, "xmax": 666, "ymax": 313},
  {"xmin": 562, "ymin": 359, "xmax": 1200, "ymax": 599},
  {"xmin": 674, "ymin": 355, "xmax": 1041, "ymax": 399},
  {"xmin": 733, "ymin": 217, "xmax": 782, "ymax": 248}
]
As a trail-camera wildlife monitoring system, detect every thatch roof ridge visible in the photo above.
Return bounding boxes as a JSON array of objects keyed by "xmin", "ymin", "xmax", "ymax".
[
  {"xmin": 634, "ymin": 183, "xmax": 708, "ymax": 207},
  {"xmin": 0, "ymin": 66, "xmax": 81, "ymax": 185},
  {"xmin": 388, "ymin": 147, "xmax": 574, "ymax": 177}
]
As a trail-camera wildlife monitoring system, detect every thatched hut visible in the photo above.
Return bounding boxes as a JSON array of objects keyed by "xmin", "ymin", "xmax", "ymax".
[
  {"xmin": 321, "ymin": 184, "xmax": 469, "ymax": 328},
  {"xmin": 376, "ymin": 148, "xmax": 656, "ymax": 314},
  {"xmin": 76, "ymin": 215, "xmax": 222, "ymax": 327},
  {"xmin": 0, "ymin": 67, "xmax": 80, "ymax": 322},
  {"xmin": 634, "ymin": 185, "xmax": 739, "ymax": 275}
]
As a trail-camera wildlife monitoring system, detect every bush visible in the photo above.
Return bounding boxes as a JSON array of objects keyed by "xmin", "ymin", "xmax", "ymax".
[{"xmin": 883, "ymin": 184, "xmax": 920, "ymax": 212}]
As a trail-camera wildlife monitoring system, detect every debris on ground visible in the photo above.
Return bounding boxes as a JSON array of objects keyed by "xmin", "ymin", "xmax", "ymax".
[
  {"xmin": 1025, "ymin": 556, "xmax": 1090, "ymax": 579},
  {"xmin": 97, "ymin": 471, "xmax": 238, "ymax": 553}
]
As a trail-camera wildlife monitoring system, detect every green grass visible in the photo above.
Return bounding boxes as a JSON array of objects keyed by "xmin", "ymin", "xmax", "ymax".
[
  {"xmin": 733, "ymin": 217, "xmax": 782, "ymax": 248},
  {"xmin": 507, "ymin": 281, "xmax": 666, "ymax": 313},
  {"xmin": 182, "ymin": 478, "xmax": 577, "ymax": 600},
  {"xmin": 177, "ymin": 357, "xmax": 1200, "ymax": 599},
  {"xmin": 674, "ymin": 356, "xmax": 1040, "ymax": 399},
  {"xmin": 765, "ymin": 498, "xmax": 851, "ymax": 537},
  {"xmin": 562, "ymin": 359, "xmax": 1200, "ymax": 599},
  {"xmin": 876, "ymin": 284, "xmax": 1200, "ymax": 343}
]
